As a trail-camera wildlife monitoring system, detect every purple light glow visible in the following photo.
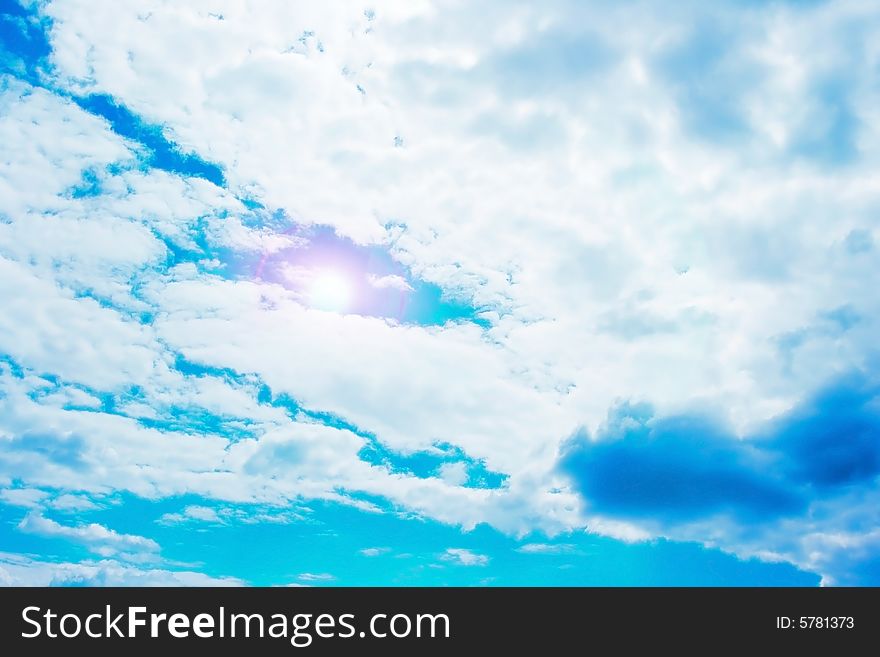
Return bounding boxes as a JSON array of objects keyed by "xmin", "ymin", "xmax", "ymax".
[{"xmin": 254, "ymin": 225, "xmax": 413, "ymax": 319}]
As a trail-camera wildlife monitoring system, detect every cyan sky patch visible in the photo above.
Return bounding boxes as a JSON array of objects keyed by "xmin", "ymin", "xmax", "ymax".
[
  {"xmin": 74, "ymin": 94, "xmax": 227, "ymax": 187},
  {"xmin": 359, "ymin": 440, "xmax": 509, "ymax": 490},
  {"xmin": 0, "ymin": 494, "xmax": 819, "ymax": 586},
  {"xmin": 0, "ymin": 0, "xmax": 51, "ymax": 82}
]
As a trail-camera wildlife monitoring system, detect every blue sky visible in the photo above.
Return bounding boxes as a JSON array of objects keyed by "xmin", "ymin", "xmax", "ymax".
[{"xmin": 0, "ymin": 0, "xmax": 878, "ymax": 586}]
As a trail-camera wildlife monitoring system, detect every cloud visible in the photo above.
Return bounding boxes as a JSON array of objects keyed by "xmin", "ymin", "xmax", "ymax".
[
  {"xmin": 18, "ymin": 513, "xmax": 160, "ymax": 559},
  {"xmin": 516, "ymin": 543, "xmax": 577, "ymax": 555},
  {"xmin": 49, "ymin": 494, "xmax": 101, "ymax": 512},
  {"xmin": 367, "ymin": 273, "xmax": 413, "ymax": 292},
  {"xmin": 562, "ymin": 410, "xmax": 802, "ymax": 524},
  {"xmin": 0, "ymin": 552, "xmax": 243, "ymax": 586},
  {"xmin": 562, "ymin": 376, "xmax": 880, "ymax": 521},
  {"xmin": 297, "ymin": 572, "xmax": 335, "ymax": 582},
  {"xmin": 437, "ymin": 462, "xmax": 469, "ymax": 486},
  {"xmin": 0, "ymin": 488, "xmax": 48, "ymax": 508},
  {"xmin": 360, "ymin": 547, "xmax": 391, "ymax": 557},
  {"xmin": 560, "ymin": 373, "xmax": 880, "ymax": 583},
  {"xmin": 440, "ymin": 548, "xmax": 490, "ymax": 567},
  {"xmin": 766, "ymin": 380, "xmax": 880, "ymax": 489},
  {"xmin": 158, "ymin": 505, "xmax": 223, "ymax": 525}
]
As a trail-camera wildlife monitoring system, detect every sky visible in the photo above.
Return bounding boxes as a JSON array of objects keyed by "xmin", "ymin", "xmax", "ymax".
[{"xmin": 0, "ymin": 0, "xmax": 878, "ymax": 587}]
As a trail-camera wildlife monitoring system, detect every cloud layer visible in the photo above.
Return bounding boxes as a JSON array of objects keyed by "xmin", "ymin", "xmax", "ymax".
[{"xmin": 0, "ymin": 0, "xmax": 878, "ymax": 585}]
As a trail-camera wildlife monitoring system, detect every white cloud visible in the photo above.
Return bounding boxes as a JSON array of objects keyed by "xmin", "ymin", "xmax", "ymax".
[
  {"xmin": 516, "ymin": 543, "xmax": 576, "ymax": 555},
  {"xmin": 367, "ymin": 273, "xmax": 413, "ymax": 291},
  {"xmin": 360, "ymin": 547, "xmax": 391, "ymax": 557},
  {"xmin": 32, "ymin": 0, "xmax": 880, "ymax": 431},
  {"xmin": 297, "ymin": 572, "xmax": 336, "ymax": 582},
  {"xmin": 437, "ymin": 462, "xmax": 468, "ymax": 486},
  {"xmin": 440, "ymin": 548, "xmax": 490, "ymax": 567},
  {"xmin": 158, "ymin": 505, "xmax": 223, "ymax": 525},
  {"xmin": 49, "ymin": 494, "xmax": 101, "ymax": 512},
  {"xmin": 18, "ymin": 513, "xmax": 160, "ymax": 559},
  {"xmin": 37, "ymin": 387, "xmax": 103, "ymax": 410},
  {"xmin": 0, "ymin": 488, "xmax": 48, "ymax": 509},
  {"xmin": 0, "ymin": 552, "xmax": 243, "ymax": 586}
]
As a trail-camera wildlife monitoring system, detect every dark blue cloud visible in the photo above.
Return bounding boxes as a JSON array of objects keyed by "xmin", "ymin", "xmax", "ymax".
[
  {"xmin": 560, "ymin": 375, "xmax": 880, "ymax": 524},
  {"xmin": 766, "ymin": 382, "xmax": 880, "ymax": 488},
  {"xmin": 561, "ymin": 404, "xmax": 801, "ymax": 522}
]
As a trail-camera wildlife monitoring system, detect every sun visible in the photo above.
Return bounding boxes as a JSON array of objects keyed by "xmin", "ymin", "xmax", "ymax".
[{"xmin": 308, "ymin": 271, "xmax": 352, "ymax": 312}]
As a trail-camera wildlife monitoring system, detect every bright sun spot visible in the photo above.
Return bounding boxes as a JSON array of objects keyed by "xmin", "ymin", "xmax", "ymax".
[{"xmin": 308, "ymin": 271, "xmax": 352, "ymax": 312}]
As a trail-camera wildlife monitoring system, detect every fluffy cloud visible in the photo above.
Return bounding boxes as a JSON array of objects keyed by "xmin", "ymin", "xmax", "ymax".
[
  {"xmin": 0, "ymin": 552, "xmax": 243, "ymax": 586},
  {"xmin": 158, "ymin": 505, "xmax": 223, "ymax": 525},
  {"xmin": 360, "ymin": 547, "xmax": 391, "ymax": 557},
  {"xmin": 367, "ymin": 273, "xmax": 413, "ymax": 292},
  {"xmin": 18, "ymin": 513, "xmax": 160, "ymax": 559},
  {"xmin": 440, "ymin": 548, "xmax": 490, "ymax": 567},
  {"xmin": 516, "ymin": 543, "xmax": 577, "ymax": 555},
  {"xmin": 297, "ymin": 572, "xmax": 335, "ymax": 582},
  {"xmin": 0, "ymin": 487, "xmax": 48, "ymax": 508}
]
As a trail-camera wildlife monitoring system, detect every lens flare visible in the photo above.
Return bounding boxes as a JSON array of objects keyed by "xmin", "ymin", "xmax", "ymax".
[{"xmin": 308, "ymin": 271, "xmax": 352, "ymax": 312}]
